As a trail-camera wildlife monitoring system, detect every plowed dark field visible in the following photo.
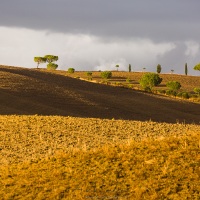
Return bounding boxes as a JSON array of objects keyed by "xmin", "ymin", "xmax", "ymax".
[{"xmin": 0, "ymin": 65, "xmax": 199, "ymax": 124}]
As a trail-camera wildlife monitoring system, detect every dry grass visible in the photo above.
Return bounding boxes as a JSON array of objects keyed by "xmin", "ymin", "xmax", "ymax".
[
  {"xmin": 0, "ymin": 115, "xmax": 200, "ymax": 199},
  {"xmin": 0, "ymin": 115, "xmax": 200, "ymax": 165}
]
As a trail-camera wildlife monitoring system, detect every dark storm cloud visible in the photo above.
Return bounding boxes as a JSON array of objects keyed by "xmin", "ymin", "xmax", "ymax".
[
  {"xmin": 1, "ymin": 0, "xmax": 200, "ymax": 75},
  {"xmin": 1, "ymin": 0, "xmax": 200, "ymax": 42}
]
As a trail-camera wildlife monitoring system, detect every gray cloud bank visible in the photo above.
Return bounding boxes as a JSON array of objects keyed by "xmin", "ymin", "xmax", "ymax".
[
  {"xmin": 0, "ymin": 0, "xmax": 200, "ymax": 75},
  {"xmin": 1, "ymin": 0, "xmax": 200, "ymax": 41}
]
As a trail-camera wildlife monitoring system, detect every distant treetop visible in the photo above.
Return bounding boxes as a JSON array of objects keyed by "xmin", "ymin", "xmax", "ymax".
[
  {"xmin": 194, "ymin": 63, "xmax": 200, "ymax": 71},
  {"xmin": 34, "ymin": 57, "xmax": 47, "ymax": 68},
  {"xmin": 44, "ymin": 55, "xmax": 58, "ymax": 63}
]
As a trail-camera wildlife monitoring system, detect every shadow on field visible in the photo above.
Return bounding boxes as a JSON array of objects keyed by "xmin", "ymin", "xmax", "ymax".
[{"xmin": 0, "ymin": 66, "xmax": 200, "ymax": 124}]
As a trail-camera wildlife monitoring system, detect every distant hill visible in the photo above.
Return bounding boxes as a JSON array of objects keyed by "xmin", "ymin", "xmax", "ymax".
[{"xmin": 0, "ymin": 65, "xmax": 199, "ymax": 124}]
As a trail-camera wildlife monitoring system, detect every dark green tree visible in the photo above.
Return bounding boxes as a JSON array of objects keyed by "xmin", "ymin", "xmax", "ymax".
[
  {"xmin": 157, "ymin": 64, "xmax": 162, "ymax": 73},
  {"xmin": 115, "ymin": 64, "xmax": 119, "ymax": 71},
  {"xmin": 43, "ymin": 55, "xmax": 58, "ymax": 70},
  {"xmin": 86, "ymin": 72, "xmax": 93, "ymax": 80},
  {"xmin": 47, "ymin": 63, "xmax": 58, "ymax": 70},
  {"xmin": 128, "ymin": 64, "xmax": 131, "ymax": 72},
  {"xmin": 185, "ymin": 63, "xmax": 188, "ymax": 75},
  {"xmin": 44, "ymin": 55, "xmax": 59, "ymax": 63},
  {"xmin": 34, "ymin": 57, "xmax": 47, "ymax": 68},
  {"xmin": 139, "ymin": 73, "xmax": 162, "ymax": 91},
  {"xmin": 68, "ymin": 68, "xmax": 75, "ymax": 73},
  {"xmin": 166, "ymin": 81, "xmax": 181, "ymax": 92},
  {"xmin": 101, "ymin": 71, "xmax": 112, "ymax": 79},
  {"xmin": 194, "ymin": 63, "xmax": 200, "ymax": 72}
]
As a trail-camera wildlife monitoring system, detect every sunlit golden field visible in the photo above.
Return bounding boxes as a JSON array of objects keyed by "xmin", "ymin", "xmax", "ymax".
[
  {"xmin": 0, "ymin": 115, "xmax": 199, "ymax": 165},
  {"xmin": 0, "ymin": 65, "xmax": 200, "ymax": 199},
  {"xmin": 0, "ymin": 115, "xmax": 200, "ymax": 199}
]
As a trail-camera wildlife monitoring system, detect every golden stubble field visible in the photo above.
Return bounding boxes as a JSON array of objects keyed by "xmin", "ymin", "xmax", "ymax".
[
  {"xmin": 0, "ymin": 65, "xmax": 200, "ymax": 199},
  {"xmin": 0, "ymin": 115, "xmax": 199, "ymax": 165},
  {"xmin": 0, "ymin": 115, "xmax": 200, "ymax": 199}
]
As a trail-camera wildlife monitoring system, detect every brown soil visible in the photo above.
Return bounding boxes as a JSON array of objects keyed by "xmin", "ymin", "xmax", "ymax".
[{"xmin": 0, "ymin": 65, "xmax": 200, "ymax": 124}]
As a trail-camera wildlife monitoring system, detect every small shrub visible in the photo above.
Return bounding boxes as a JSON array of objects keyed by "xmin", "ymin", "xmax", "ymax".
[
  {"xmin": 194, "ymin": 87, "xmax": 200, "ymax": 96},
  {"xmin": 177, "ymin": 92, "xmax": 190, "ymax": 99},
  {"xmin": 86, "ymin": 72, "xmax": 93, "ymax": 80},
  {"xmin": 126, "ymin": 78, "xmax": 131, "ymax": 83},
  {"xmin": 86, "ymin": 72, "xmax": 92, "ymax": 76},
  {"xmin": 166, "ymin": 81, "xmax": 181, "ymax": 91},
  {"xmin": 47, "ymin": 63, "xmax": 58, "ymax": 70},
  {"xmin": 139, "ymin": 73, "xmax": 162, "ymax": 92},
  {"xmin": 68, "ymin": 68, "xmax": 75, "ymax": 73},
  {"xmin": 101, "ymin": 71, "xmax": 112, "ymax": 79},
  {"xmin": 182, "ymin": 92, "xmax": 190, "ymax": 99},
  {"xmin": 166, "ymin": 90, "xmax": 177, "ymax": 96}
]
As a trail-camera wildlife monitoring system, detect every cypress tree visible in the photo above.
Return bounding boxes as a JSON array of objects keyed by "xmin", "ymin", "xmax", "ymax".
[
  {"xmin": 157, "ymin": 64, "xmax": 162, "ymax": 73},
  {"xmin": 185, "ymin": 63, "xmax": 188, "ymax": 75},
  {"xmin": 129, "ymin": 64, "xmax": 131, "ymax": 72}
]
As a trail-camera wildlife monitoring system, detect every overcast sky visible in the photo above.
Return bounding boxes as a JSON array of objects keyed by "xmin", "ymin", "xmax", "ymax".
[{"xmin": 0, "ymin": 0, "xmax": 200, "ymax": 75}]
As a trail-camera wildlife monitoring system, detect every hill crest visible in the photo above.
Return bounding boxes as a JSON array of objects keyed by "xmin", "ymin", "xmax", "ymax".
[{"xmin": 0, "ymin": 65, "xmax": 199, "ymax": 124}]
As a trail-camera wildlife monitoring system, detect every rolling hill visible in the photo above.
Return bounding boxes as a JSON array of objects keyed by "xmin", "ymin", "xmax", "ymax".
[
  {"xmin": 0, "ymin": 65, "xmax": 199, "ymax": 124},
  {"xmin": 0, "ymin": 65, "xmax": 200, "ymax": 199}
]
